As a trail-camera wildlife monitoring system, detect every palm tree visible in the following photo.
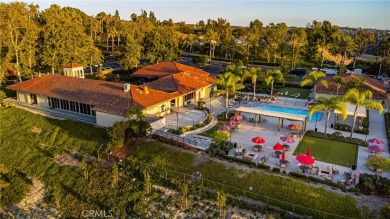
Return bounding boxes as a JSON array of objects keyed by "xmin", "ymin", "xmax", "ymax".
[
  {"xmin": 185, "ymin": 34, "xmax": 197, "ymax": 60},
  {"xmin": 215, "ymin": 72, "xmax": 244, "ymax": 113},
  {"xmin": 331, "ymin": 76, "xmax": 345, "ymax": 96},
  {"xmin": 205, "ymin": 29, "xmax": 219, "ymax": 61},
  {"xmin": 301, "ymin": 71, "xmax": 328, "ymax": 102},
  {"xmin": 336, "ymin": 34, "xmax": 357, "ymax": 74},
  {"xmin": 225, "ymin": 64, "xmax": 250, "ymax": 83},
  {"xmin": 248, "ymin": 67, "xmax": 262, "ymax": 98},
  {"xmin": 308, "ymin": 97, "xmax": 347, "ymax": 135},
  {"xmin": 343, "ymin": 89, "xmax": 383, "ymax": 139},
  {"xmin": 263, "ymin": 70, "xmax": 284, "ymax": 96}
]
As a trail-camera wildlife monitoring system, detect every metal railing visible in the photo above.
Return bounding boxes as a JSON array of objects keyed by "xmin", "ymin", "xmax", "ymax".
[
  {"xmin": 154, "ymin": 129, "xmax": 211, "ymax": 149},
  {"xmin": 165, "ymin": 110, "xmax": 208, "ymax": 129}
]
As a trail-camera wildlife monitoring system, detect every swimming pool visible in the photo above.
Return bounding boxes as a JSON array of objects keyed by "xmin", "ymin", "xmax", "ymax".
[{"xmin": 253, "ymin": 105, "xmax": 323, "ymax": 121}]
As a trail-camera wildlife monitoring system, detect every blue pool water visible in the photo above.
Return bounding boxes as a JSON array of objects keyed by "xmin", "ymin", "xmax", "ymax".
[{"xmin": 253, "ymin": 105, "xmax": 323, "ymax": 121}]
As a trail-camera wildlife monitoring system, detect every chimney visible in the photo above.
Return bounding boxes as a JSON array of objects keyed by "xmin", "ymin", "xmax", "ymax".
[{"xmin": 124, "ymin": 83, "xmax": 131, "ymax": 92}]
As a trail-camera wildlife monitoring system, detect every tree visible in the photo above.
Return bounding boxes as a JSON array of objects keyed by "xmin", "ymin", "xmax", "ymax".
[
  {"xmin": 365, "ymin": 154, "xmax": 390, "ymax": 172},
  {"xmin": 120, "ymin": 34, "xmax": 142, "ymax": 69},
  {"xmin": 353, "ymin": 28, "xmax": 375, "ymax": 69},
  {"xmin": 377, "ymin": 35, "xmax": 390, "ymax": 76},
  {"xmin": 343, "ymin": 89, "xmax": 383, "ymax": 139},
  {"xmin": 215, "ymin": 72, "xmax": 244, "ymax": 112},
  {"xmin": 143, "ymin": 26, "xmax": 179, "ymax": 63},
  {"xmin": 0, "ymin": 2, "xmax": 39, "ymax": 82},
  {"xmin": 331, "ymin": 76, "xmax": 345, "ymax": 95},
  {"xmin": 263, "ymin": 23, "xmax": 288, "ymax": 69},
  {"xmin": 308, "ymin": 97, "xmax": 347, "ymax": 135},
  {"xmin": 301, "ymin": 71, "xmax": 328, "ymax": 101},
  {"xmin": 217, "ymin": 191, "xmax": 227, "ymax": 219},
  {"xmin": 288, "ymin": 28, "xmax": 307, "ymax": 69},
  {"xmin": 248, "ymin": 67, "xmax": 262, "ymax": 98},
  {"xmin": 263, "ymin": 70, "xmax": 284, "ymax": 96},
  {"xmin": 225, "ymin": 64, "xmax": 250, "ymax": 83},
  {"xmin": 125, "ymin": 106, "xmax": 152, "ymax": 138},
  {"xmin": 205, "ymin": 28, "xmax": 219, "ymax": 60},
  {"xmin": 211, "ymin": 130, "xmax": 230, "ymax": 145},
  {"xmin": 335, "ymin": 34, "xmax": 356, "ymax": 74},
  {"xmin": 184, "ymin": 34, "xmax": 197, "ymax": 60}
]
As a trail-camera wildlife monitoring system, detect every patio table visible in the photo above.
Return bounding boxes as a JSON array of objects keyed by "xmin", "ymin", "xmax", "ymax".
[
  {"xmin": 282, "ymin": 144, "xmax": 290, "ymax": 151},
  {"xmin": 299, "ymin": 165, "xmax": 311, "ymax": 173},
  {"xmin": 279, "ymin": 159, "xmax": 290, "ymax": 165},
  {"xmin": 253, "ymin": 145, "xmax": 263, "ymax": 152},
  {"xmin": 274, "ymin": 151, "xmax": 283, "ymax": 158}
]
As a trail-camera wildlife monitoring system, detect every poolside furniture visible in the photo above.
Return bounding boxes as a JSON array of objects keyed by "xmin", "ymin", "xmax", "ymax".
[
  {"xmin": 274, "ymin": 150, "xmax": 283, "ymax": 158},
  {"xmin": 285, "ymin": 91, "xmax": 288, "ymax": 95},
  {"xmin": 295, "ymin": 93, "xmax": 300, "ymax": 98},
  {"xmin": 244, "ymin": 152, "xmax": 258, "ymax": 160},
  {"xmin": 259, "ymin": 156, "xmax": 268, "ymax": 164},
  {"xmin": 290, "ymin": 93, "xmax": 297, "ymax": 97},
  {"xmin": 282, "ymin": 144, "xmax": 290, "ymax": 151},
  {"xmin": 332, "ymin": 165, "xmax": 339, "ymax": 175},
  {"xmin": 253, "ymin": 145, "xmax": 263, "ymax": 152},
  {"xmin": 235, "ymin": 147, "xmax": 246, "ymax": 155},
  {"xmin": 311, "ymin": 167, "xmax": 318, "ymax": 174},
  {"xmin": 279, "ymin": 159, "xmax": 290, "ymax": 166}
]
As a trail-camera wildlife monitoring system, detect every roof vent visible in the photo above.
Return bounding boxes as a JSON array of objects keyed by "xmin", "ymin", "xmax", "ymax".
[{"xmin": 124, "ymin": 83, "xmax": 131, "ymax": 92}]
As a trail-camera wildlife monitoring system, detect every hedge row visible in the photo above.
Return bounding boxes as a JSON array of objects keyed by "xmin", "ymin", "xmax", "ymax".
[
  {"xmin": 221, "ymin": 154, "xmax": 271, "ymax": 171},
  {"xmin": 305, "ymin": 130, "xmax": 368, "ymax": 146},
  {"xmin": 288, "ymin": 172, "xmax": 346, "ymax": 191}
]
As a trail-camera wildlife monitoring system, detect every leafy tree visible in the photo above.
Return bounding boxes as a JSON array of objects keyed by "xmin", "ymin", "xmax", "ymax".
[
  {"xmin": 211, "ymin": 130, "xmax": 230, "ymax": 145},
  {"xmin": 343, "ymin": 89, "xmax": 383, "ymax": 139},
  {"xmin": 263, "ymin": 23, "xmax": 288, "ymax": 69},
  {"xmin": 120, "ymin": 34, "xmax": 142, "ymax": 69},
  {"xmin": 143, "ymin": 26, "xmax": 179, "ymax": 63},
  {"xmin": 262, "ymin": 70, "xmax": 284, "ymax": 96},
  {"xmin": 353, "ymin": 28, "xmax": 375, "ymax": 69},
  {"xmin": 308, "ymin": 97, "xmax": 347, "ymax": 135},
  {"xmin": 331, "ymin": 76, "xmax": 345, "ymax": 95},
  {"xmin": 365, "ymin": 154, "xmax": 390, "ymax": 172},
  {"xmin": 107, "ymin": 121, "xmax": 128, "ymax": 147},
  {"xmin": 301, "ymin": 71, "xmax": 328, "ymax": 101},
  {"xmin": 288, "ymin": 28, "xmax": 307, "ymax": 69},
  {"xmin": 0, "ymin": 2, "xmax": 39, "ymax": 82},
  {"xmin": 215, "ymin": 72, "xmax": 244, "ymax": 112},
  {"xmin": 377, "ymin": 34, "xmax": 390, "ymax": 76}
]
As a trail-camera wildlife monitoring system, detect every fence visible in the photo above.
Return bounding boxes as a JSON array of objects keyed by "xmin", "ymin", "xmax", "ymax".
[
  {"xmin": 130, "ymin": 159, "xmax": 355, "ymax": 219},
  {"xmin": 165, "ymin": 110, "xmax": 208, "ymax": 130},
  {"xmin": 154, "ymin": 129, "xmax": 211, "ymax": 150}
]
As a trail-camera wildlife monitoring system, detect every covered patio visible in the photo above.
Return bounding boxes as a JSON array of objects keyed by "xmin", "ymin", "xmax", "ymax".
[
  {"xmin": 334, "ymin": 103, "xmax": 367, "ymax": 129},
  {"xmin": 234, "ymin": 106, "xmax": 308, "ymax": 134}
]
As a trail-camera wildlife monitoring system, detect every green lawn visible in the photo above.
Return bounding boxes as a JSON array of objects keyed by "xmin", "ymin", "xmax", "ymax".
[
  {"xmin": 293, "ymin": 136, "xmax": 358, "ymax": 167},
  {"xmin": 131, "ymin": 142, "xmax": 360, "ymax": 218},
  {"xmin": 277, "ymin": 87, "xmax": 311, "ymax": 99},
  {"xmin": 198, "ymin": 120, "xmax": 225, "ymax": 138}
]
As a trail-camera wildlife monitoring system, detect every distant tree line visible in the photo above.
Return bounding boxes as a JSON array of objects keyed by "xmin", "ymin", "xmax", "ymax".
[{"xmin": 1, "ymin": 1, "xmax": 389, "ymax": 83}]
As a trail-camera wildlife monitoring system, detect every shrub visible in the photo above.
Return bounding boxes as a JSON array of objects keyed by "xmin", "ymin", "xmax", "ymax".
[
  {"xmin": 381, "ymin": 205, "xmax": 390, "ymax": 219},
  {"xmin": 357, "ymin": 173, "xmax": 390, "ymax": 196},
  {"xmin": 305, "ymin": 130, "xmax": 367, "ymax": 146},
  {"xmin": 0, "ymin": 90, "xmax": 6, "ymax": 104},
  {"xmin": 272, "ymin": 167, "xmax": 280, "ymax": 173},
  {"xmin": 257, "ymin": 163, "xmax": 271, "ymax": 171}
]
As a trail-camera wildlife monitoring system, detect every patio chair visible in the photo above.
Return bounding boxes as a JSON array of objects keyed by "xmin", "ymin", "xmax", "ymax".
[
  {"xmin": 280, "ymin": 163, "xmax": 287, "ymax": 169},
  {"xmin": 285, "ymin": 91, "xmax": 288, "ymax": 95},
  {"xmin": 332, "ymin": 165, "xmax": 339, "ymax": 175},
  {"xmin": 295, "ymin": 93, "xmax": 301, "ymax": 98},
  {"xmin": 290, "ymin": 93, "xmax": 297, "ymax": 97}
]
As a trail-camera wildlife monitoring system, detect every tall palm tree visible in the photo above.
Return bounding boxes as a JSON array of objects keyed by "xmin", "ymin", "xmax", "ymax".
[
  {"xmin": 336, "ymin": 34, "xmax": 357, "ymax": 74},
  {"xmin": 331, "ymin": 76, "xmax": 345, "ymax": 96},
  {"xmin": 301, "ymin": 71, "xmax": 328, "ymax": 102},
  {"xmin": 308, "ymin": 97, "xmax": 347, "ymax": 135},
  {"xmin": 215, "ymin": 72, "xmax": 244, "ymax": 112},
  {"xmin": 185, "ymin": 34, "xmax": 197, "ymax": 60},
  {"xmin": 343, "ymin": 89, "xmax": 383, "ymax": 139},
  {"xmin": 263, "ymin": 70, "xmax": 284, "ymax": 96},
  {"xmin": 248, "ymin": 67, "xmax": 262, "ymax": 98},
  {"xmin": 205, "ymin": 29, "xmax": 219, "ymax": 61}
]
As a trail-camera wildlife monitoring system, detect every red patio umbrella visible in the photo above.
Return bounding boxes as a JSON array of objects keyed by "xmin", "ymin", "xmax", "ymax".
[
  {"xmin": 273, "ymin": 142, "xmax": 283, "ymax": 151},
  {"xmin": 296, "ymin": 148, "xmax": 315, "ymax": 165},
  {"xmin": 252, "ymin": 137, "xmax": 265, "ymax": 144},
  {"xmin": 218, "ymin": 125, "xmax": 231, "ymax": 131},
  {"xmin": 368, "ymin": 138, "xmax": 384, "ymax": 145},
  {"xmin": 281, "ymin": 151, "xmax": 286, "ymax": 160},
  {"xmin": 226, "ymin": 120, "xmax": 238, "ymax": 126},
  {"xmin": 280, "ymin": 135, "xmax": 295, "ymax": 143},
  {"xmin": 231, "ymin": 115, "xmax": 243, "ymax": 121}
]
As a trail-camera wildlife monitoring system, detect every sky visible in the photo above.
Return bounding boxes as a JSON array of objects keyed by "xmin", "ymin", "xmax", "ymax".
[{"xmin": 5, "ymin": 0, "xmax": 390, "ymax": 29}]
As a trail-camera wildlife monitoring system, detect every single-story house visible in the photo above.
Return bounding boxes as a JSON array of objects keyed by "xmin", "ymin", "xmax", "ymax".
[
  {"xmin": 8, "ymin": 62, "xmax": 215, "ymax": 128},
  {"xmin": 314, "ymin": 73, "xmax": 387, "ymax": 101}
]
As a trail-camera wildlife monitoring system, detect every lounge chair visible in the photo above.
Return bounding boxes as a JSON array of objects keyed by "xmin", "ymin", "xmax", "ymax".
[
  {"xmin": 295, "ymin": 93, "xmax": 300, "ymax": 98},
  {"xmin": 290, "ymin": 93, "xmax": 297, "ymax": 97},
  {"xmin": 285, "ymin": 91, "xmax": 288, "ymax": 95}
]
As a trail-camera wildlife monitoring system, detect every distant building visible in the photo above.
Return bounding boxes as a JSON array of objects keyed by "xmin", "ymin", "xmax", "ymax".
[
  {"xmin": 8, "ymin": 62, "xmax": 215, "ymax": 128},
  {"xmin": 62, "ymin": 62, "xmax": 85, "ymax": 78}
]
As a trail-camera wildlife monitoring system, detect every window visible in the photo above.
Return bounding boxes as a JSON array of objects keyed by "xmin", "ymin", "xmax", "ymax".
[{"xmin": 161, "ymin": 104, "xmax": 166, "ymax": 112}]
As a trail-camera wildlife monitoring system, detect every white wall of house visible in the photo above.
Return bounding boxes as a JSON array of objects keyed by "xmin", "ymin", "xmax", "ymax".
[
  {"xmin": 17, "ymin": 91, "xmax": 29, "ymax": 103},
  {"xmin": 96, "ymin": 111, "xmax": 125, "ymax": 127},
  {"xmin": 37, "ymin": 94, "xmax": 49, "ymax": 107},
  {"xmin": 144, "ymin": 100, "xmax": 171, "ymax": 115}
]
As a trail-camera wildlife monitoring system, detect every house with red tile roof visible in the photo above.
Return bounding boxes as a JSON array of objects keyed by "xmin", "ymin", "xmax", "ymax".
[
  {"xmin": 62, "ymin": 61, "xmax": 85, "ymax": 78},
  {"xmin": 314, "ymin": 73, "xmax": 387, "ymax": 100},
  {"xmin": 8, "ymin": 62, "xmax": 215, "ymax": 128}
]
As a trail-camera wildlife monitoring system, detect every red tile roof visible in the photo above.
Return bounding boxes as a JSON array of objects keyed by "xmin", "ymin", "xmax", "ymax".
[
  {"xmin": 315, "ymin": 73, "xmax": 386, "ymax": 99},
  {"xmin": 8, "ymin": 75, "xmax": 180, "ymax": 116},
  {"xmin": 132, "ymin": 62, "xmax": 210, "ymax": 78},
  {"xmin": 63, "ymin": 62, "xmax": 84, "ymax": 68}
]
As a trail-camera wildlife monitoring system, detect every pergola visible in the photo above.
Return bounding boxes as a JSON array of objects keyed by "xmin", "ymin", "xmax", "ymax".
[
  {"xmin": 334, "ymin": 103, "xmax": 367, "ymax": 127},
  {"xmin": 235, "ymin": 106, "xmax": 308, "ymax": 134}
]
